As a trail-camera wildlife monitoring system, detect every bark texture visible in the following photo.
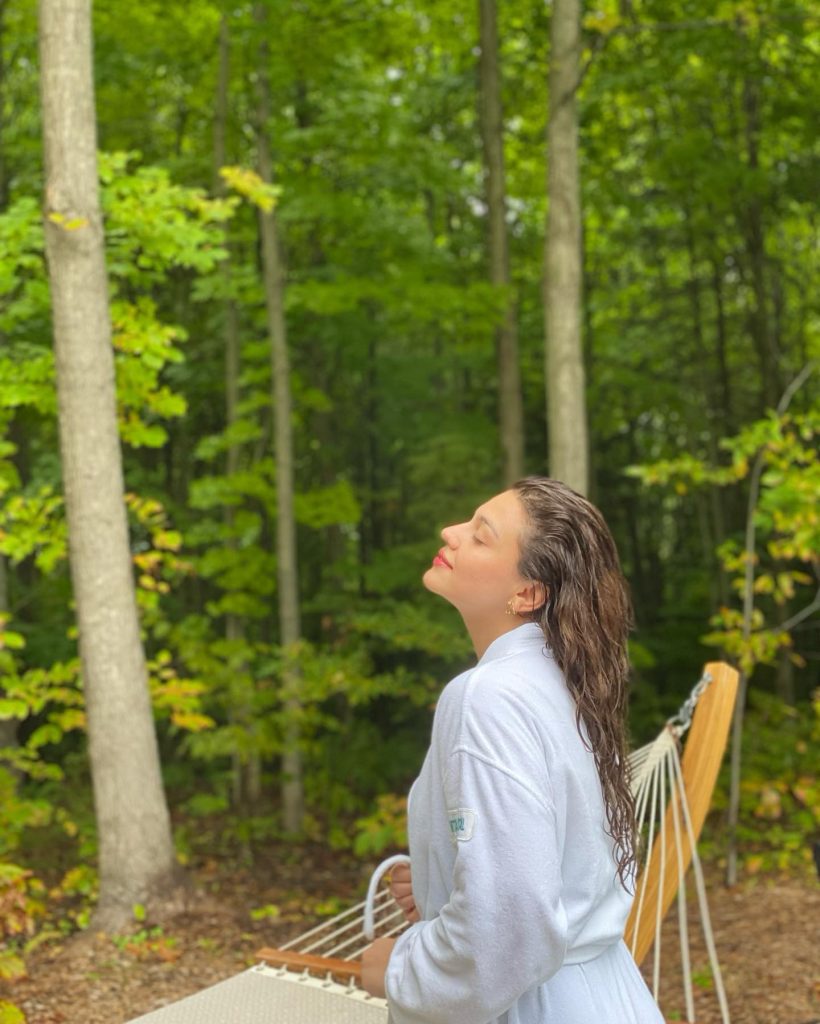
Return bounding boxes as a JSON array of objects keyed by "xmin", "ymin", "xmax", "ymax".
[
  {"xmin": 478, "ymin": 0, "xmax": 524, "ymax": 486},
  {"xmin": 255, "ymin": 4, "xmax": 303, "ymax": 831},
  {"xmin": 543, "ymin": 0, "xmax": 588, "ymax": 495},
  {"xmin": 39, "ymin": 0, "xmax": 179, "ymax": 928}
]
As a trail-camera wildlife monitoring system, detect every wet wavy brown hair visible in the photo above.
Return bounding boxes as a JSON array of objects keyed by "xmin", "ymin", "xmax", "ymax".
[{"xmin": 513, "ymin": 476, "xmax": 637, "ymax": 890}]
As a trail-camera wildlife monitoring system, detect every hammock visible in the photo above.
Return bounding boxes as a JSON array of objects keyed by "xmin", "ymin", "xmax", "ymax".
[
  {"xmin": 127, "ymin": 660, "xmax": 738, "ymax": 1024},
  {"xmin": 625, "ymin": 660, "xmax": 737, "ymax": 1022}
]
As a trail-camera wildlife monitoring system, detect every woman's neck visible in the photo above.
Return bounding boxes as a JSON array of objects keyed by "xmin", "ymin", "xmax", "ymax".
[{"xmin": 466, "ymin": 616, "xmax": 527, "ymax": 660}]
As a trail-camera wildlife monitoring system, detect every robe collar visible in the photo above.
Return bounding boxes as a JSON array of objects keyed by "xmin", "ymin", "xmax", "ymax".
[{"xmin": 477, "ymin": 621, "xmax": 550, "ymax": 666}]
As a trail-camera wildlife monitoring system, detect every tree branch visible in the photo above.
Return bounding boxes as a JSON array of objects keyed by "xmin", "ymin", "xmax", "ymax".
[
  {"xmin": 741, "ymin": 362, "xmax": 814, "ymax": 640},
  {"xmin": 776, "ymin": 361, "xmax": 815, "ymax": 415},
  {"xmin": 775, "ymin": 590, "xmax": 820, "ymax": 635}
]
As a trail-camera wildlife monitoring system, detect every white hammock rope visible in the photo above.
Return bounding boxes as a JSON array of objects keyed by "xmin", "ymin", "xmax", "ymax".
[
  {"xmin": 624, "ymin": 670, "xmax": 730, "ymax": 1023},
  {"xmin": 669, "ymin": 732, "xmax": 731, "ymax": 1024},
  {"xmin": 670, "ymin": 751, "xmax": 695, "ymax": 1023},
  {"xmin": 252, "ymin": 669, "xmax": 732, "ymax": 1024}
]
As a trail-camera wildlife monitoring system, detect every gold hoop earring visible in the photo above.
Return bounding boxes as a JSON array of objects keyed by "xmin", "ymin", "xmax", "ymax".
[{"xmin": 505, "ymin": 599, "xmax": 516, "ymax": 616}]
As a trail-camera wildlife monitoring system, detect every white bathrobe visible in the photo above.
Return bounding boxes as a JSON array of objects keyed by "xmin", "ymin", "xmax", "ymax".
[{"xmin": 384, "ymin": 622, "xmax": 665, "ymax": 1024}]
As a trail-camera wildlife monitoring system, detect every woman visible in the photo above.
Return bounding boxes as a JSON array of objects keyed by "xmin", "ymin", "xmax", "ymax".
[{"xmin": 361, "ymin": 477, "xmax": 664, "ymax": 1023}]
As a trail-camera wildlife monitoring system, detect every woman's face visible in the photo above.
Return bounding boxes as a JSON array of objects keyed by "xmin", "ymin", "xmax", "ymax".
[{"xmin": 422, "ymin": 489, "xmax": 529, "ymax": 621}]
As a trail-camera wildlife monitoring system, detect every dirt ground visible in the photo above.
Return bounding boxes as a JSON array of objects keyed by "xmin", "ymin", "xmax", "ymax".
[{"xmin": 4, "ymin": 849, "xmax": 818, "ymax": 1024}]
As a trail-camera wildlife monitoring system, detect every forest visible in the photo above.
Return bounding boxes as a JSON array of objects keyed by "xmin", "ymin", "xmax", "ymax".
[{"xmin": 0, "ymin": 0, "xmax": 818, "ymax": 1021}]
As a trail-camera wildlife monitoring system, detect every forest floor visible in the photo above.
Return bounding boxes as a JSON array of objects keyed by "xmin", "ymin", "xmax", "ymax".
[{"xmin": 4, "ymin": 843, "xmax": 818, "ymax": 1024}]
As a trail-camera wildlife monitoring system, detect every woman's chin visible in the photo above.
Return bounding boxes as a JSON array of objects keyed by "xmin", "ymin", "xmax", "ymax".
[
  {"xmin": 422, "ymin": 567, "xmax": 451, "ymax": 598},
  {"xmin": 421, "ymin": 567, "xmax": 439, "ymax": 591}
]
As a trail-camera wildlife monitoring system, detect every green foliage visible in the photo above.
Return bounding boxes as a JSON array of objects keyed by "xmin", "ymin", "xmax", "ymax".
[
  {"xmin": 711, "ymin": 690, "xmax": 820, "ymax": 875},
  {"xmin": 0, "ymin": 488, "xmax": 66, "ymax": 573},
  {"xmin": 630, "ymin": 406, "xmax": 819, "ymax": 676},
  {"xmin": 0, "ymin": 864, "xmax": 46, "ymax": 942},
  {"xmin": 100, "ymin": 152, "xmax": 233, "ymax": 281},
  {"xmin": 0, "ymin": 349, "xmax": 53, "ymax": 419},
  {"xmin": 113, "ymin": 300, "xmax": 188, "ymax": 449},
  {"xmin": 219, "ymin": 166, "xmax": 280, "ymax": 213},
  {"xmin": 0, "ymin": 659, "xmax": 83, "ymax": 785},
  {"xmin": 346, "ymin": 601, "xmax": 472, "ymax": 666},
  {"xmin": 0, "ymin": 198, "xmax": 46, "ymax": 336},
  {"xmin": 249, "ymin": 903, "xmax": 280, "ymax": 922},
  {"xmin": 111, "ymin": 924, "xmax": 181, "ymax": 962},
  {"xmin": 353, "ymin": 794, "xmax": 408, "ymax": 857},
  {"xmin": 0, "ymin": 860, "xmax": 46, "ymax": 1014},
  {"xmin": 0, "ymin": 1001, "xmax": 27, "ymax": 1023},
  {"xmin": 294, "ymin": 482, "xmax": 361, "ymax": 530}
]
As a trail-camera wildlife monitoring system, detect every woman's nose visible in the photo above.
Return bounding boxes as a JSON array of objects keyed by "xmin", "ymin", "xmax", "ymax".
[{"xmin": 441, "ymin": 524, "xmax": 458, "ymax": 547}]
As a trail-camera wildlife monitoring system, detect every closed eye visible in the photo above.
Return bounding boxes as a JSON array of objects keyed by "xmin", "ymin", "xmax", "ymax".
[{"xmin": 472, "ymin": 535, "xmax": 484, "ymax": 545}]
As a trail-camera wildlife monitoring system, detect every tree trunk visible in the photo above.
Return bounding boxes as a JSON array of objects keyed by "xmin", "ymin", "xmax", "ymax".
[
  {"xmin": 710, "ymin": 254, "xmax": 734, "ymax": 437},
  {"xmin": 683, "ymin": 214, "xmax": 730, "ymax": 610},
  {"xmin": 477, "ymin": 0, "xmax": 524, "ymax": 486},
  {"xmin": 724, "ymin": 369, "xmax": 810, "ymax": 885},
  {"xmin": 38, "ymin": 0, "xmax": 180, "ymax": 929},
  {"xmin": 774, "ymin": 601, "xmax": 795, "ymax": 705},
  {"xmin": 212, "ymin": 12, "xmax": 230, "ymax": 196},
  {"xmin": 254, "ymin": 3, "xmax": 303, "ymax": 833},
  {"xmin": 212, "ymin": 11, "xmax": 258, "ymax": 806},
  {"xmin": 741, "ymin": 77, "xmax": 780, "ymax": 411},
  {"xmin": 543, "ymin": 0, "xmax": 588, "ymax": 495}
]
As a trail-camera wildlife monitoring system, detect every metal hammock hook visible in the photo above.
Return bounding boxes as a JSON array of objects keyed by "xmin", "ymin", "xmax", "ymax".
[{"xmin": 666, "ymin": 671, "xmax": 713, "ymax": 739}]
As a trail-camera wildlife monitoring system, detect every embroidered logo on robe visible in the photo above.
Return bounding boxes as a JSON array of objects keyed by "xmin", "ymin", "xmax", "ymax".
[{"xmin": 447, "ymin": 808, "xmax": 476, "ymax": 844}]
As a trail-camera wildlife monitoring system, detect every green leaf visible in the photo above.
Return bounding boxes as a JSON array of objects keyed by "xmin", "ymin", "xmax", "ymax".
[
  {"xmin": 0, "ymin": 699, "xmax": 28, "ymax": 721},
  {"xmin": 0, "ymin": 999, "xmax": 27, "ymax": 1022}
]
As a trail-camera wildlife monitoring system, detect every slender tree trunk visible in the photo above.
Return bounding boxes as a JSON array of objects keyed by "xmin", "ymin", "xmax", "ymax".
[
  {"xmin": 741, "ymin": 77, "xmax": 780, "ymax": 411},
  {"xmin": 725, "ymin": 367, "xmax": 812, "ymax": 885},
  {"xmin": 774, "ymin": 602, "xmax": 795, "ymax": 705},
  {"xmin": 710, "ymin": 254, "xmax": 734, "ymax": 436},
  {"xmin": 478, "ymin": 0, "xmax": 524, "ymax": 486},
  {"xmin": 623, "ymin": 423, "xmax": 649, "ymax": 623},
  {"xmin": 212, "ymin": 14, "xmax": 230, "ymax": 198},
  {"xmin": 212, "ymin": 13, "xmax": 258, "ymax": 805},
  {"xmin": 224, "ymin": 289, "xmax": 254, "ymax": 804},
  {"xmin": 543, "ymin": 0, "xmax": 588, "ymax": 495},
  {"xmin": 683, "ymin": 215, "xmax": 730, "ymax": 609},
  {"xmin": 254, "ymin": 4, "xmax": 303, "ymax": 832},
  {"xmin": 39, "ymin": 0, "xmax": 180, "ymax": 929}
]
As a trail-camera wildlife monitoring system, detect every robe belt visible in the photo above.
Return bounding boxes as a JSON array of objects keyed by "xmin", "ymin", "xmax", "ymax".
[{"xmin": 562, "ymin": 938, "xmax": 621, "ymax": 966}]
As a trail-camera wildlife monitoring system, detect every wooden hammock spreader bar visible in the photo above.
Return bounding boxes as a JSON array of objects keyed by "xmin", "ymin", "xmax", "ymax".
[
  {"xmin": 255, "ymin": 947, "xmax": 363, "ymax": 983},
  {"xmin": 625, "ymin": 660, "xmax": 738, "ymax": 965}
]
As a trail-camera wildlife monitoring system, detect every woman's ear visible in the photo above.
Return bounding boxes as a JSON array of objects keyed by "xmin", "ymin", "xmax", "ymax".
[{"xmin": 517, "ymin": 581, "xmax": 547, "ymax": 615}]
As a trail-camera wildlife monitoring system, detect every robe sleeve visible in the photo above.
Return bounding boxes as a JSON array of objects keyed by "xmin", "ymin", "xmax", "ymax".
[{"xmin": 384, "ymin": 748, "xmax": 568, "ymax": 1024}]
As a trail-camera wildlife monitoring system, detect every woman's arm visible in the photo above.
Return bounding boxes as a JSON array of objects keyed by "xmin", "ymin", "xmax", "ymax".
[{"xmin": 383, "ymin": 749, "xmax": 567, "ymax": 1024}]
